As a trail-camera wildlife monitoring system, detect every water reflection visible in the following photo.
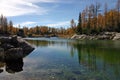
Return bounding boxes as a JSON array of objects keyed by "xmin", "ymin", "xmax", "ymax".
[
  {"xmin": 26, "ymin": 39, "xmax": 120, "ymax": 80},
  {"xmin": 0, "ymin": 48, "xmax": 31, "ymax": 74},
  {"xmin": 6, "ymin": 58, "xmax": 23, "ymax": 73},
  {"xmin": 71, "ymin": 40, "xmax": 120, "ymax": 80},
  {"xmin": 26, "ymin": 39, "xmax": 69, "ymax": 47}
]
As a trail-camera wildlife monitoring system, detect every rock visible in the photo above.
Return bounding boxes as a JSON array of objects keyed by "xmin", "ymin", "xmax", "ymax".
[
  {"xmin": 71, "ymin": 34, "xmax": 79, "ymax": 39},
  {"xmin": 71, "ymin": 34, "xmax": 87, "ymax": 40},
  {"xmin": 0, "ymin": 48, "xmax": 4, "ymax": 62},
  {"xmin": 97, "ymin": 35, "xmax": 110, "ymax": 40},
  {"xmin": 0, "ymin": 35, "xmax": 34, "ymax": 58},
  {"xmin": 11, "ymin": 35, "xmax": 19, "ymax": 47},
  {"xmin": 5, "ymin": 48, "xmax": 23, "ymax": 59},
  {"xmin": 113, "ymin": 33, "xmax": 120, "ymax": 40},
  {"xmin": 71, "ymin": 32, "xmax": 120, "ymax": 40},
  {"xmin": 0, "ymin": 36, "xmax": 34, "ymax": 74},
  {"xmin": 17, "ymin": 37, "xmax": 34, "ymax": 56},
  {"xmin": 72, "ymin": 71, "xmax": 81, "ymax": 75},
  {"xmin": 0, "ymin": 37, "xmax": 11, "ymax": 44},
  {"xmin": 0, "ymin": 69, "xmax": 3, "ymax": 73},
  {"xmin": 78, "ymin": 34, "xmax": 87, "ymax": 40},
  {"xmin": 0, "ymin": 43, "xmax": 14, "ymax": 50}
]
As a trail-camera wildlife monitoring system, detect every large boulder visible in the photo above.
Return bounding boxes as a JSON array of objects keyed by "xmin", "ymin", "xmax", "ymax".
[
  {"xmin": 5, "ymin": 48, "xmax": 23, "ymax": 59},
  {"xmin": 0, "ymin": 37, "xmax": 11, "ymax": 44},
  {"xmin": 0, "ymin": 36, "xmax": 34, "ymax": 74},
  {"xmin": 17, "ymin": 37, "xmax": 34, "ymax": 56},
  {"xmin": 0, "ymin": 43, "xmax": 14, "ymax": 51},
  {"xmin": 0, "ymin": 35, "xmax": 34, "ymax": 57},
  {"xmin": 11, "ymin": 35, "xmax": 19, "ymax": 47}
]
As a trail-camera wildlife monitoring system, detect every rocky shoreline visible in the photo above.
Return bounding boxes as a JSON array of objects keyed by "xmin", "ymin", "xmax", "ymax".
[
  {"xmin": 0, "ymin": 35, "xmax": 34, "ymax": 59},
  {"xmin": 71, "ymin": 32, "xmax": 120, "ymax": 40},
  {"xmin": 0, "ymin": 35, "xmax": 34, "ymax": 73}
]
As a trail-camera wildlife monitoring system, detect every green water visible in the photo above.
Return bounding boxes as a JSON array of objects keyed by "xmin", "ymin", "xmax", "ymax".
[{"xmin": 0, "ymin": 37, "xmax": 120, "ymax": 80}]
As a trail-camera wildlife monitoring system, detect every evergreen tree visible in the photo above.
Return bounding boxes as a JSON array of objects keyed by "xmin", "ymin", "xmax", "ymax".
[
  {"xmin": 4, "ymin": 17, "xmax": 8, "ymax": 34},
  {"xmin": 9, "ymin": 20, "xmax": 13, "ymax": 34},
  {"xmin": 76, "ymin": 12, "xmax": 82, "ymax": 34}
]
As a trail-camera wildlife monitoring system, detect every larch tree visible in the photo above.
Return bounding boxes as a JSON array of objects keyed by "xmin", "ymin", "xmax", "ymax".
[
  {"xmin": 70, "ymin": 19, "xmax": 76, "ymax": 33},
  {"xmin": 9, "ymin": 20, "xmax": 13, "ymax": 34}
]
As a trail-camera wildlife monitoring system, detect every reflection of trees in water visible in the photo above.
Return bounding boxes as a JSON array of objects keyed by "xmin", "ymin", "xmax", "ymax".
[
  {"xmin": 0, "ymin": 48, "xmax": 30, "ymax": 74},
  {"xmin": 25, "ymin": 39, "xmax": 120, "ymax": 80},
  {"xmin": 71, "ymin": 41, "xmax": 120, "ymax": 80},
  {"xmin": 27, "ymin": 39, "xmax": 68, "ymax": 47}
]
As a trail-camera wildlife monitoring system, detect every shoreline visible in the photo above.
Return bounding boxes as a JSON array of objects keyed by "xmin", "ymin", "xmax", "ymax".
[
  {"xmin": 70, "ymin": 32, "xmax": 120, "ymax": 40},
  {"xmin": 0, "ymin": 35, "xmax": 35, "ymax": 58}
]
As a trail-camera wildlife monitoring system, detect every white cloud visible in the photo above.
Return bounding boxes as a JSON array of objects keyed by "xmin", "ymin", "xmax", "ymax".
[
  {"xmin": 14, "ymin": 21, "xmax": 37, "ymax": 27},
  {"xmin": 46, "ymin": 21, "xmax": 70, "ymax": 28},
  {"xmin": 0, "ymin": 0, "xmax": 58, "ymax": 17},
  {"xmin": 46, "ymin": 20, "xmax": 78, "ymax": 28},
  {"xmin": 25, "ymin": 0, "xmax": 58, "ymax": 3}
]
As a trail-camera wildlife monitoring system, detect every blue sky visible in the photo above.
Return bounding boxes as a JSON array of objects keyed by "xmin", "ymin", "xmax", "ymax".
[{"xmin": 0, "ymin": 0, "xmax": 118, "ymax": 28}]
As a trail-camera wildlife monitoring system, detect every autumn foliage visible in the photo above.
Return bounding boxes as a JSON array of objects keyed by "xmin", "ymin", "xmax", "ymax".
[{"xmin": 75, "ymin": 0, "xmax": 120, "ymax": 35}]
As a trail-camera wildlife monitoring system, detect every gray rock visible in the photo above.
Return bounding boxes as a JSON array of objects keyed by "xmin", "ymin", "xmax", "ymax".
[
  {"xmin": 113, "ymin": 33, "xmax": 120, "ymax": 40},
  {"xmin": 5, "ymin": 48, "xmax": 23, "ymax": 59},
  {"xmin": 71, "ymin": 32, "xmax": 120, "ymax": 40},
  {"xmin": 1, "ymin": 43, "xmax": 14, "ymax": 50},
  {"xmin": 0, "ymin": 37, "xmax": 11, "ymax": 44}
]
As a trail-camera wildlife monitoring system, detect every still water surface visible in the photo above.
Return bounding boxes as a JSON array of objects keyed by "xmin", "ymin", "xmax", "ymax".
[{"xmin": 0, "ymin": 37, "xmax": 120, "ymax": 80}]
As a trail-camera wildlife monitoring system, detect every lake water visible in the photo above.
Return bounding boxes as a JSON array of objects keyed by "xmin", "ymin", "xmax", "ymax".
[{"xmin": 0, "ymin": 37, "xmax": 120, "ymax": 80}]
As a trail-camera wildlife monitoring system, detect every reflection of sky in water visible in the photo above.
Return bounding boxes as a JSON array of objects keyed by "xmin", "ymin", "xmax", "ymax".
[{"xmin": 0, "ymin": 38, "xmax": 120, "ymax": 80}]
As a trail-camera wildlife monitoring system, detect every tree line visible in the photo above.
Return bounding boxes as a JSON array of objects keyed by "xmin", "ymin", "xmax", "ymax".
[
  {"xmin": 0, "ymin": 15, "xmax": 73, "ymax": 37},
  {"xmin": 1, "ymin": 0, "xmax": 119, "ymax": 37},
  {"xmin": 0, "ymin": 6, "xmax": 76, "ymax": 37},
  {"xmin": 22, "ymin": 26, "xmax": 74, "ymax": 37},
  {"xmin": 72, "ymin": 0, "xmax": 120, "ymax": 35},
  {"xmin": 0, "ymin": 14, "xmax": 19, "ymax": 35}
]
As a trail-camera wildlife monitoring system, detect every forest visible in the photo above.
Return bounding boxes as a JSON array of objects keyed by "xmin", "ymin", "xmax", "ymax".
[
  {"xmin": 0, "ymin": 0, "xmax": 120, "ymax": 37},
  {"xmin": 73, "ymin": 0, "xmax": 120, "ymax": 35}
]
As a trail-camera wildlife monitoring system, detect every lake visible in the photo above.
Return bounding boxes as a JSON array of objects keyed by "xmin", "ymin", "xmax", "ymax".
[{"xmin": 0, "ymin": 37, "xmax": 120, "ymax": 80}]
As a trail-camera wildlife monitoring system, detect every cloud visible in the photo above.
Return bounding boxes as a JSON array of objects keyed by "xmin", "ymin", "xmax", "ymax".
[
  {"xmin": 46, "ymin": 20, "xmax": 78, "ymax": 28},
  {"xmin": 14, "ymin": 21, "xmax": 37, "ymax": 27},
  {"xmin": 46, "ymin": 21, "xmax": 70, "ymax": 28},
  {"xmin": 0, "ymin": 0, "xmax": 58, "ymax": 17},
  {"xmin": 25, "ymin": 0, "xmax": 58, "ymax": 3}
]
